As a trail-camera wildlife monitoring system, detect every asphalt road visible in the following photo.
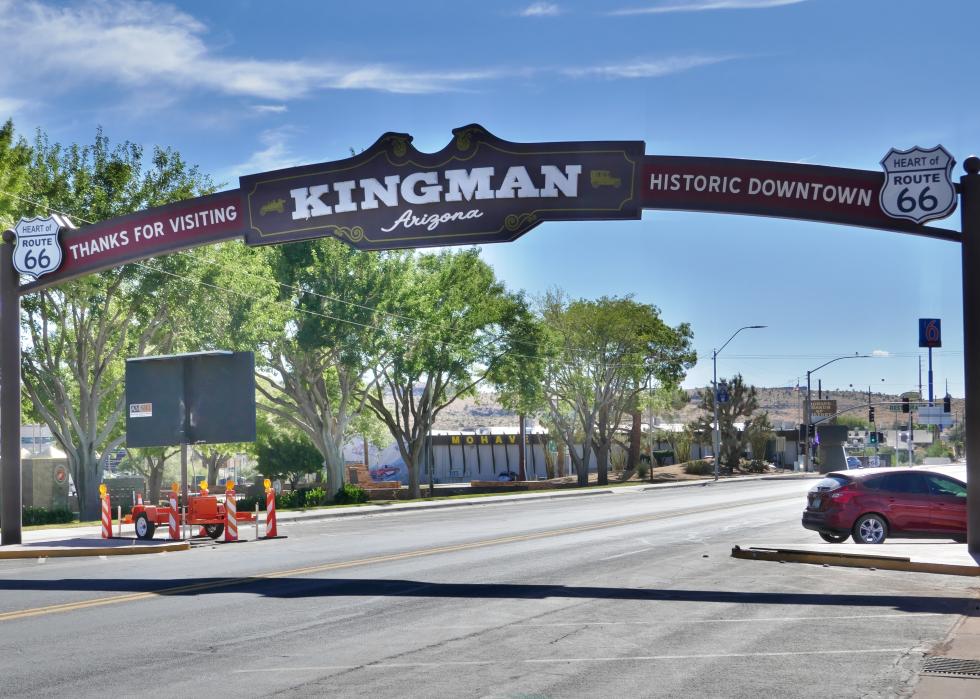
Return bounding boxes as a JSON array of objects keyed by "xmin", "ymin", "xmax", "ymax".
[{"xmin": 0, "ymin": 478, "xmax": 975, "ymax": 698}]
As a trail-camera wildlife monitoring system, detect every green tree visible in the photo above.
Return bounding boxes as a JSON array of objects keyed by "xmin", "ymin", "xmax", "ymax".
[
  {"xmin": 0, "ymin": 119, "xmax": 30, "ymax": 230},
  {"xmin": 17, "ymin": 128, "xmax": 216, "ymax": 519},
  {"xmin": 254, "ymin": 422, "xmax": 324, "ymax": 490},
  {"xmin": 362, "ymin": 249, "xmax": 537, "ymax": 498},
  {"xmin": 690, "ymin": 374, "xmax": 766, "ymax": 473},
  {"xmin": 540, "ymin": 292, "xmax": 695, "ymax": 486},
  {"xmin": 123, "ymin": 446, "xmax": 177, "ymax": 504},
  {"xmin": 254, "ymin": 238, "xmax": 410, "ymax": 496}
]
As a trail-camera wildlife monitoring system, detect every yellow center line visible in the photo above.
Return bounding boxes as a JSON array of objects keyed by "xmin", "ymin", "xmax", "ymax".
[{"xmin": 0, "ymin": 493, "xmax": 796, "ymax": 622}]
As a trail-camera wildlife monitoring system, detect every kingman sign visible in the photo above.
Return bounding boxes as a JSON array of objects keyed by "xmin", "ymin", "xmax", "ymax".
[
  {"xmin": 3, "ymin": 123, "xmax": 978, "ymax": 550},
  {"xmin": 240, "ymin": 125, "xmax": 645, "ymax": 250}
]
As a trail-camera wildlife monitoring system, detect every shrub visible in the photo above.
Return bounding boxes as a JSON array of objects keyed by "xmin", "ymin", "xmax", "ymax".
[
  {"xmin": 304, "ymin": 487, "xmax": 327, "ymax": 508},
  {"xmin": 636, "ymin": 462, "xmax": 649, "ymax": 480},
  {"xmin": 334, "ymin": 483, "xmax": 368, "ymax": 505},
  {"xmin": 683, "ymin": 459, "xmax": 714, "ymax": 476},
  {"xmin": 22, "ymin": 506, "xmax": 75, "ymax": 526},
  {"xmin": 652, "ymin": 450, "xmax": 674, "ymax": 466},
  {"xmin": 277, "ymin": 490, "xmax": 299, "ymax": 509},
  {"xmin": 236, "ymin": 495, "xmax": 262, "ymax": 512},
  {"xmin": 743, "ymin": 459, "xmax": 768, "ymax": 473}
]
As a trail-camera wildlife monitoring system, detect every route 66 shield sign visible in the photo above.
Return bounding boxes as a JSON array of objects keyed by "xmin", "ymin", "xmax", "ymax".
[
  {"xmin": 12, "ymin": 216, "xmax": 65, "ymax": 280},
  {"xmin": 879, "ymin": 145, "xmax": 957, "ymax": 224}
]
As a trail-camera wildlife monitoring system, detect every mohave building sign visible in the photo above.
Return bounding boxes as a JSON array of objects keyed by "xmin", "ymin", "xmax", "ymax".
[{"xmin": 240, "ymin": 124, "xmax": 644, "ymax": 250}]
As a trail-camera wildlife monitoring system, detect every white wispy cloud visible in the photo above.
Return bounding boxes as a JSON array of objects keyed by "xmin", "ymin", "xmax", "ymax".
[
  {"xmin": 0, "ymin": 97, "xmax": 26, "ymax": 119},
  {"xmin": 871, "ymin": 350, "xmax": 890, "ymax": 358},
  {"xmin": 609, "ymin": 0, "xmax": 806, "ymax": 16},
  {"xmin": 562, "ymin": 55, "xmax": 735, "ymax": 79},
  {"xmin": 0, "ymin": 1, "xmax": 502, "ymax": 98},
  {"xmin": 228, "ymin": 128, "xmax": 305, "ymax": 177},
  {"xmin": 252, "ymin": 104, "xmax": 288, "ymax": 114},
  {"xmin": 520, "ymin": 2, "xmax": 561, "ymax": 16}
]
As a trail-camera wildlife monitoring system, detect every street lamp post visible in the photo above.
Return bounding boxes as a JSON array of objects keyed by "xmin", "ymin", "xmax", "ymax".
[
  {"xmin": 804, "ymin": 353, "xmax": 870, "ymax": 472},
  {"xmin": 712, "ymin": 325, "xmax": 766, "ymax": 481}
]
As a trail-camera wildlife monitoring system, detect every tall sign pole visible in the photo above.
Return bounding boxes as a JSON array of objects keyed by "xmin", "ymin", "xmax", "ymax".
[
  {"xmin": 960, "ymin": 156, "xmax": 980, "ymax": 554},
  {"xmin": 0, "ymin": 230, "xmax": 22, "ymax": 545}
]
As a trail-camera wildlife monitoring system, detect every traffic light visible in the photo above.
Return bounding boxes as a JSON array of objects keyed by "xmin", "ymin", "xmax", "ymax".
[
  {"xmin": 901, "ymin": 396, "xmax": 910, "ymax": 413},
  {"xmin": 944, "ymin": 394, "xmax": 951, "ymax": 413},
  {"xmin": 877, "ymin": 431, "xmax": 885, "ymax": 444},
  {"xmin": 798, "ymin": 423, "xmax": 806, "ymax": 442},
  {"xmin": 868, "ymin": 406, "xmax": 875, "ymax": 422},
  {"xmin": 868, "ymin": 431, "xmax": 877, "ymax": 445}
]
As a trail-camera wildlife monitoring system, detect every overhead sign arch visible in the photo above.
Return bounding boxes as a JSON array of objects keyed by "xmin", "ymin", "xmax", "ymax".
[{"xmin": 2, "ymin": 124, "xmax": 976, "ymax": 549}]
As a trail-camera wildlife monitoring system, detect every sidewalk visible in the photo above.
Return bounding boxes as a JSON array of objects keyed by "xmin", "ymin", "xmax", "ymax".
[{"xmin": 732, "ymin": 540, "xmax": 980, "ymax": 695}]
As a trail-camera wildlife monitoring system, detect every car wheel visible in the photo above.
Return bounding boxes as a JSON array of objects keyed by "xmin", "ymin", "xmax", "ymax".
[
  {"xmin": 204, "ymin": 524, "xmax": 224, "ymax": 540},
  {"xmin": 135, "ymin": 513, "xmax": 155, "ymax": 540},
  {"xmin": 852, "ymin": 514, "xmax": 888, "ymax": 544},
  {"xmin": 819, "ymin": 532, "xmax": 849, "ymax": 543}
]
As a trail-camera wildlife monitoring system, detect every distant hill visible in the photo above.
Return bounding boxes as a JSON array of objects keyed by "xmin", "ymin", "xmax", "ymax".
[{"xmin": 431, "ymin": 387, "xmax": 963, "ymax": 432}]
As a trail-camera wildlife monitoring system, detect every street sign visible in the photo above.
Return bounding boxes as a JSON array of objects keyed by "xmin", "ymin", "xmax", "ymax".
[
  {"xmin": 917, "ymin": 406, "xmax": 954, "ymax": 427},
  {"xmin": 12, "ymin": 216, "xmax": 64, "ymax": 280},
  {"xmin": 810, "ymin": 399, "xmax": 837, "ymax": 417},
  {"xmin": 879, "ymin": 146, "xmax": 957, "ymax": 224},
  {"xmin": 715, "ymin": 381, "xmax": 732, "ymax": 403},
  {"xmin": 919, "ymin": 318, "xmax": 942, "ymax": 348}
]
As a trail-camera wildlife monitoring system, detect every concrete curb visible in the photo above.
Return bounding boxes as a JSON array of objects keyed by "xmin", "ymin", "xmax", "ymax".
[
  {"xmin": 0, "ymin": 540, "xmax": 190, "ymax": 559},
  {"xmin": 731, "ymin": 545, "xmax": 980, "ymax": 577}
]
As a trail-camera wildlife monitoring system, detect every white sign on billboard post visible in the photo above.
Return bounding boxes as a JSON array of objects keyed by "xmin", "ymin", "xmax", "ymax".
[{"xmin": 917, "ymin": 406, "xmax": 954, "ymax": 427}]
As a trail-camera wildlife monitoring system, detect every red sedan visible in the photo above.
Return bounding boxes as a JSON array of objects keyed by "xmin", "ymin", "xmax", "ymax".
[{"xmin": 801, "ymin": 467, "xmax": 967, "ymax": 544}]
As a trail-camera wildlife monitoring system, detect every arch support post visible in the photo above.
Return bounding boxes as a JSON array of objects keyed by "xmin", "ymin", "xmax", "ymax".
[
  {"xmin": 0, "ymin": 230, "xmax": 22, "ymax": 545},
  {"xmin": 960, "ymin": 156, "xmax": 980, "ymax": 555}
]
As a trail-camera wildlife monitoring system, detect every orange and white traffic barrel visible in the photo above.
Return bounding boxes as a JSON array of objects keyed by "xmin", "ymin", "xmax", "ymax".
[
  {"xmin": 168, "ymin": 483, "xmax": 180, "ymax": 541},
  {"xmin": 99, "ymin": 484, "xmax": 111, "ymax": 539},
  {"xmin": 225, "ymin": 482, "xmax": 238, "ymax": 542},
  {"xmin": 264, "ymin": 478, "xmax": 277, "ymax": 538}
]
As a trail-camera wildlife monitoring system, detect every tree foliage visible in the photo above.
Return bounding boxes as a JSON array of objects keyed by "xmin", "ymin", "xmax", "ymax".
[
  {"xmin": 16, "ymin": 128, "xmax": 217, "ymax": 519},
  {"xmin": 690, "ymin": 374, "xmax": 769, "ymax": 473},
  {"xmin": 362, "ymin": 248, "xmax": 538, "ymax": 498},
  {"xmin": 255, "ymin": 238, "xmax": 409, "ymax": 495},
  {"xmin": 540, "ymin": 291, "xmax": 695, "ymax": 486}
]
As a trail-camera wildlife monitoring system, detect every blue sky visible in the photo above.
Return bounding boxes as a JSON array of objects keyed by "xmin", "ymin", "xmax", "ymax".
[{"xmin": 1, "ymin": 0, "xmax": 976, "ymax": 397}]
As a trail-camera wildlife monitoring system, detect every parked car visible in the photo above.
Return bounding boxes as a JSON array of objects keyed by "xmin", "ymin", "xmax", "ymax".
[
  {"xmin": 845, "ymin": 456, "xmax": 862, "ymax": 469},
  {"xmin": 801, "ymin": 467, "xmax": 967, "ymax": 544}
]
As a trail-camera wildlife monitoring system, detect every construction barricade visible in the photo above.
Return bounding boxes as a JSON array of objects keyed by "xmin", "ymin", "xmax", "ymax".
[
  {"xmin": 224, "ymin": 482, "xmax": 238, "ymax": 542},
  {"xmin": 168, "ymin": 483, "xmax": 180, "ymax": 541},
  {"xmin": 100, "ymin": 484, "xmax": 111, "ymax": 539},
  {"xmin": 264, "ymin": 479, "xmax": 277, "ymax": 538}
]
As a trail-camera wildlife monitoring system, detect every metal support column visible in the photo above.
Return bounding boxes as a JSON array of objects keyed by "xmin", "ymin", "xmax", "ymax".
[
  {"xmin": 0, "ymin": 230, "xmax": 21, "ymax": 545},
  {"xmin": 960, "ymin": 155, "xmax": 980, "ymax": 554}
]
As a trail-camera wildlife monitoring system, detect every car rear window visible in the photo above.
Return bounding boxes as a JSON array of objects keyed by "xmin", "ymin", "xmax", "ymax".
[{"xmin": 812, "ymin": 475, "xmax": 850, "ymax": 492}]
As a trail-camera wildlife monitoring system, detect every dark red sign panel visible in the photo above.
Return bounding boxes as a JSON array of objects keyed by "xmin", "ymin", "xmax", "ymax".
[
  {"xmin": 641, "ymin": 156, "xmax": 960, "ymax": 241},
  {"xmin": 20, "ymin": 190, "xmax": 244, "ymax": 293},
  {"xmin": 240, "ymin": 124, "xmax": 644, "ymax": 250}
]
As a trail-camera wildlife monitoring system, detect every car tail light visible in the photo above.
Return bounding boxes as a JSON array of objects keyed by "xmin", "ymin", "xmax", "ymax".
[{"xmin": 830, "ymin": 485, "xmax": 857, "ymax": 504}]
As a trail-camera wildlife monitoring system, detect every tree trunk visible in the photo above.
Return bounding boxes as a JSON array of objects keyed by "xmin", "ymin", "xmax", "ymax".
[
  {"xmin": 627, "ymin": 409, "xmax": 642, "ymax": 471},
  {"xmin": 576, "ymin": 443, "xmax": 590, "ymax": 487},
  {"xmin": 557, "ymin": 442, "xmax": 566, "ymax": 478},
  {"xmin": 74, "ymin": 447, "xmax": 102, "ymax": 521},
  {"xmin": 595, "ymin": 440, "xmax": 610, "ymax": 486}
]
